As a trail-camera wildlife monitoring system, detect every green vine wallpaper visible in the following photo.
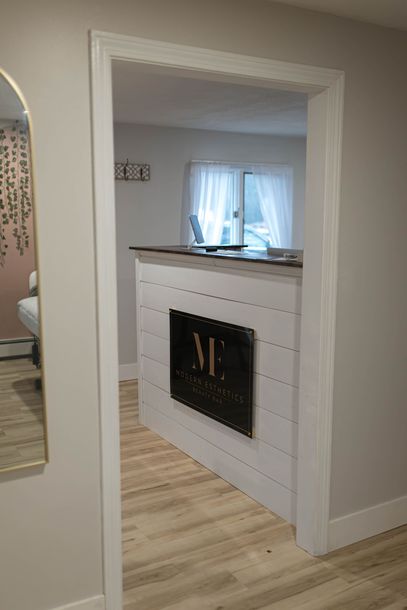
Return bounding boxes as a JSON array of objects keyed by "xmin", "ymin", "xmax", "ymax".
[{"xmin": 0, "ymin": 120, "xmax": 32, "ymax": 266}]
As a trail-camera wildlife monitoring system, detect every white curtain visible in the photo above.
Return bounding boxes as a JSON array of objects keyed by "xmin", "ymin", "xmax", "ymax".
[
  {"xmin": 183, "ymin": 162, "xmax": 235, "ymax": 244},
  {"xmin": 251, "ymin": 165, "xmax": 293, "ymax": 248}
]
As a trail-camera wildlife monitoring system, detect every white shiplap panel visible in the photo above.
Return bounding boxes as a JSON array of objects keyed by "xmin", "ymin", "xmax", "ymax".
[
  {"xmin": 141, "ymin": 330, "xmax": 299, "ymax": 388},
  {"xmin": 255, "ymin": 408, "xmax": 298, "ymax": 457},
  {"xmin": 139, "ymin": 251, "xmax": 302, "ymax": 279},
  {"xmin": 142, "ymin": 398, "xmax": 297, "ymax": 524},
  {"xmin": 256, "ymin": 341, "xmax": 300, "ymax": 387},
  {"xmin": 142, "ymin": 356, "xmax": 168, "ymax": 392},
  {"xmin": 254, "ymin": 374, "xmax": 299, "ymax": 423},
  {"xmin": 140, "ymin": 283, "xmax": 301, "ymax": 350},
  {"xmin": 140, "ymin": 260, "xmax": 302, "ymax": 314},
  {"xmin": 138, "ymin": 259, "xmax": 301, "ymax": 525},
  {"xmin": 140, "ymin": 307, "xmax": 169, "ymax": 340},
  {"xmin": 142, "ymin": 354, "xmax": 299, "ymax": 424},
  {"xmin": 142, "ymin": 358, "xmax": 297, "ymax": 457},
  {"xmin": 143, "ymin": 381, "xmax": 297, "ymax": 491},
  {"xmin": 141, "ymin": 332, "xmax": 169, "ymax": 367}
]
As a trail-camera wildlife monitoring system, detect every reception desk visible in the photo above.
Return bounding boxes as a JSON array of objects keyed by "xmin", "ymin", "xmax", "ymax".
[{"xmin": 131, "ymin": 246, "xmax": 302, "ymax": 524}]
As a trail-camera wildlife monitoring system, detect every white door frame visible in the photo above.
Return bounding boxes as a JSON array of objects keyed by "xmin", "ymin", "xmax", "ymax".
[{"xmin": 90, "ymin": 30, "xmax": 344, "ymax": 610}]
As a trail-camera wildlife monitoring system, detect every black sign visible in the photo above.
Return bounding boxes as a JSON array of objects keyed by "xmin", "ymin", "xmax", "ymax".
[{"xmin": 170, "ymin": 310, "xmax": 254, "ymax": 437}]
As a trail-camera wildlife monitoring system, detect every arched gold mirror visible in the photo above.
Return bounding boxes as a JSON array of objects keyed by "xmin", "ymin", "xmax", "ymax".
[{"xmin": 0, "ymin": 69, "xmax": 47, "ymax": 472}]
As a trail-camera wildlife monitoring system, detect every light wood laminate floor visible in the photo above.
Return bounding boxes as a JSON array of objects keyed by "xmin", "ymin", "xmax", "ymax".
[
  {"xmin": 0, "ymin": 357, "xmax": 45, "ymax": 468},
  {"xmin": 120, "ymin": 380, "xmax": 407, "ymax": 610}
]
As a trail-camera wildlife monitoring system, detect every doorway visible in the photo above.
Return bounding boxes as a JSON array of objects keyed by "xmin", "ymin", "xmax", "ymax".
[
  {"xmin": 112, "ymin": 60, "xmax": 307, "ymax": 387},
  {"xmin": 90, "ymin": 31, "xmax": 344, "ymax": 610}
]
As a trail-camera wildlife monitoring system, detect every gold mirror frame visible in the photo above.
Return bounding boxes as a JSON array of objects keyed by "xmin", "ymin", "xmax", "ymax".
[{"xmin": 0, "ymin": 68, "xmax": 48, "ymax": 473}]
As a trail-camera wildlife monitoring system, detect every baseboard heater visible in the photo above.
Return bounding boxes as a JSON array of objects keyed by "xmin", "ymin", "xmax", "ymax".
[{"xmin": 0, "ymin": 337, "xmax": 34, "ymax": 360}]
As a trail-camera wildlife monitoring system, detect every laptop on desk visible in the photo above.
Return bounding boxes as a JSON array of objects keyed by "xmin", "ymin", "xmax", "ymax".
[{"xmin": 189, "ymin": 215, "xmax": 247, "ymax": 252}]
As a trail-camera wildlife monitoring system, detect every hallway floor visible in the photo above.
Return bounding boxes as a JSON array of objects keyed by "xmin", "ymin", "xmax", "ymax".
[{"xmin": 120, "ymin": 380, "xmax": 407, "ymax": 610}]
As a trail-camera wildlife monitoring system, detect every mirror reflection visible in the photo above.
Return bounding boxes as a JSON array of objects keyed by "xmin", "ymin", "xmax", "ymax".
[{"xmin": 0, "ymin": 70, "xmax": 47, "ymax": 471}]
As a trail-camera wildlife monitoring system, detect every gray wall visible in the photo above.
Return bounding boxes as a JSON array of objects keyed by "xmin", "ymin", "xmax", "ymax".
[
  {"xmin": 115, "ymin": 123, "xmax": 306, "ymax": 367},
  {"xmin": 0, "ymin": 1, "xmax": 406, "ymax": 608}
]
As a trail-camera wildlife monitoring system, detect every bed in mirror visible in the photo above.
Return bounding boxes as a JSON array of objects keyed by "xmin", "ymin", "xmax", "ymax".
[{"xmin": 0, "ymin": 69, "xmax": 47, "ymax": 472}]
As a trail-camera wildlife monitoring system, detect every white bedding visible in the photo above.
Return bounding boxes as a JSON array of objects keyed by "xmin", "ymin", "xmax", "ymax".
[
  {"xmin": 17, "ymin": 296, "xmax": 39, "ymax": 337},
  {"xmin": 29, "ymin": 270, "xmax": 38, "ymax": 295}
]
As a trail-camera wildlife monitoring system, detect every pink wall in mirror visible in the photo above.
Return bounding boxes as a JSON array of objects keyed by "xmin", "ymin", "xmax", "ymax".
[{"xmin": 0, "ymin": 213, "xmax": 35, "ymax": 340}]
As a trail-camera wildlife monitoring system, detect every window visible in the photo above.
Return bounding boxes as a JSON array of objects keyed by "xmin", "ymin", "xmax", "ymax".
[{"xmin": 188, "ymin": 162, "xmax": 293, "ymax": 249}]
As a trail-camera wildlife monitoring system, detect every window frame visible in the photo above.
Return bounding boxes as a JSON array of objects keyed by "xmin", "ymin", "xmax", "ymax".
[{"xmin": 223, "ymin": 166, "xmax": 271, "ymax": 249}]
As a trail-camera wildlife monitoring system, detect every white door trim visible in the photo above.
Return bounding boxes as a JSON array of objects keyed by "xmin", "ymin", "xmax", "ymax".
[{"xmin": 90, "ymin": 30, "xmax": 344, "ymax": 610}]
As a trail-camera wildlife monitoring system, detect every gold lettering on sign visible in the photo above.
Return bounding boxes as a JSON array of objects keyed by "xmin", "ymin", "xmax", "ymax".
[
  {"xmin": 192, "ymin": 332, "xmax": 225, "ymax": 380},
  {"xmin": 192, "ymin": 332, "xmax": 205, "ymax": 372},
  {"xmin": 209, "ymin": 337, "xmax": 225, "ymax": 380}
]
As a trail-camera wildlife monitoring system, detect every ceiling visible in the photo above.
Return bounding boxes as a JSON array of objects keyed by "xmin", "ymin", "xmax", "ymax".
[
  {"xmin": 112, "ymin": 62, "xmax": 308, "ymax": 137},
  {"xmin": 270, "ymin": 0, "xmax": 407, "ymax": 31}
]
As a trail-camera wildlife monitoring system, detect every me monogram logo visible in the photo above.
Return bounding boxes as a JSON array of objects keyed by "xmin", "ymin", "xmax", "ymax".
[
  {"xmin": 192, "ymin": 332, "xmax": 225, "ymax": 380},
  {"xmin": 170, "ymin": 309, "xmax": 254, "ymax": 437}
]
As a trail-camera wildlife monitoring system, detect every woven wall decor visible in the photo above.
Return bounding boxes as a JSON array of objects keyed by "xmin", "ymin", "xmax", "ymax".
[{"xmin": 114, "ymin": 160, "xmax": 150, "ymax": 182}]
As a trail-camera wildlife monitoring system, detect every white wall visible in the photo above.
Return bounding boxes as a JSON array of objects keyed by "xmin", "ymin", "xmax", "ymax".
[
  {"xmin": 0, "ymin": 2, "xmax": 406, "ymax": 608},
  {"xmin": 115, "ymin": 123, "xmax": 306, "ymax": 368}
]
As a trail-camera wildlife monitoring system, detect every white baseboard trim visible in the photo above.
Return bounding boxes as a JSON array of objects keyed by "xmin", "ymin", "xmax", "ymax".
[
  {"xmin": 328, "ymin": 494, "xmax": 407, "ymax": 551},
  {"xmin": 119, "ymin": 362, "xmax": 138, "ymax": 381},
  {"xmin": 0, "ymin": 337, "xmax": 33, "ymax": 358},
  {"xmin": 52, "ymin": 594, "xmax": 105, "ymax": 610}
]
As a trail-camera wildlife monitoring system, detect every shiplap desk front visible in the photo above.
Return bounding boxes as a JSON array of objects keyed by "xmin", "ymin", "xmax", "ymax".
[{"xmin": 132, "ymin": 246, "xmax": 302, "ymax": 524}]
